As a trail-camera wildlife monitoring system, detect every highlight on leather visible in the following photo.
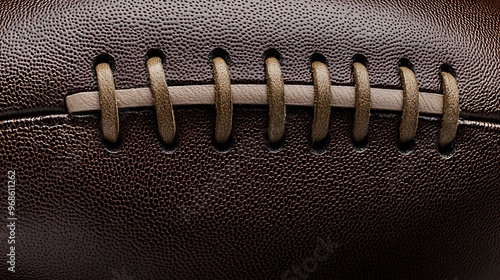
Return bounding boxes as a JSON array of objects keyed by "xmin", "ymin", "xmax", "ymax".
[
  {"xmin": 311, "ymin": 61, "xmax": 332, "ymax": 144},
  {"xmin": 212, "ymin": 57, "xmax": 233, "ymax": 144},
  {"xmin": 147, "ymin": 56, "xmax": 176, "ymax": 145},
  {"xmin": 96, "ymin": 62, "xmax": 119, "ymax": 143},
  {"xmin": 439, "ymin": 71, "xmax": 460, "ymax": 147},
  {"xmin": 265, "ymin": 56, "xmax": 286, "ymax": 144},
  {"xmin": 352, "ymin": 62, "xmax": 371, "ymax": 144},
  {"xmin": 399, "ymin": 66, "xmax": 420, "ymax": 143}
]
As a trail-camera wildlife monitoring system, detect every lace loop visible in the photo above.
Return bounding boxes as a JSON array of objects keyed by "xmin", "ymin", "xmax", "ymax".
[
  {"xmin": 265, "ymin": 57, "xmax": 286, "ymax": 144},
  {"xmin": 399, "ymin": 66, "xmax": 420, "ymax": 143},
  {"xmin": 96, "ymin": 62, "xmax": 119, "ymax": 143},
  {"xmin": 311, "ymin": 61, "xmax": 332, "ymax": 144},
  {"xmin": 352, "ymin": 62, "xmax": 371, "ymax": 144},
  {"xmin": 439, "ymin": 72, "xmax": 460, "ymax": 147},
  {"xmin": 213, "ymin": 57, "xmax": 233, "ymax": 144},
  {"xmin": 147, "ymin": 56, "xmax": 176, "ymax": 145}
]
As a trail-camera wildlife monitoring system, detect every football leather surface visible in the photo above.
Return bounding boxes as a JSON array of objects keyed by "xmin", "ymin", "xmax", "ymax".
[{"xmin": 0, "ymin": 0, "xmax": 499, "ymax": 279}]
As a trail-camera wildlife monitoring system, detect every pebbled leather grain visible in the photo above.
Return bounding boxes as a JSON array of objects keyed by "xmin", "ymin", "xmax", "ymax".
[
  {"xmin": 1, "ymin": 0, "xmax": 500, "ymax": 279},
  {"xmin": 0, "ymin": 109, "xmax": 500, "ymax": 279},
  {"xmin": 0, "ymin": 0, "xmax": 499, "ymax": 115}
]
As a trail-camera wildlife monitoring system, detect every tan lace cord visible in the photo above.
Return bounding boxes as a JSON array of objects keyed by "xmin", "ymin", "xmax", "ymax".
[
  {"xmin": 439, "ymin": 72, "xmax": 460, "ymax": 147},
  {"xmin": 399, "ymin": 66, "xmax": 420, "ymax": 143},
  {"xmin": 68, "ymin": 84, "xmax": 445, "ymax": 114},
  {"xmin": 96, "ymin": 62, "xmax": 119, "ymax": 143},
  {"xmin": 75, "ymin": 55, "xmax": 461, "ymax": 151},
  {"xmin": 147, "ymin": 57, "xmax": 176, "ymax": 145},
  {"xmin": 352, "ymin": 62, "xmax": 371, "ymax": 144},
  {"xmin": 311, "ymin": 61, "xmax": 332, "ymax": 144},
  {"xmin": 212, "ymin": 57, "xmax": 233, "ymax": 144},
  {"xmin": 265, "ymin": 57, "xmax": 286, "ymax": 144}
]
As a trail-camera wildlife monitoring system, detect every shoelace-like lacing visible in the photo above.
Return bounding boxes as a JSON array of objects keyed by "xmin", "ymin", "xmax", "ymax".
[{"xmin": 67, "ymin": 53, "xmax": 460, "ymax": 150}]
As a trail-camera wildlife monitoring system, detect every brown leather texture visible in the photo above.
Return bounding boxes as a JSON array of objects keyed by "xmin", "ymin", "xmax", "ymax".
[
  {"xmin": 1, "ymin": 109, "xmax": 500, "ymax": 280},
  {"xmin": 1, "ymin": 0, "xmax": 500, "ymax": 279},
  {"xmin": 0, "ymin": 0, "xmax": 499, "ymax": 116}
]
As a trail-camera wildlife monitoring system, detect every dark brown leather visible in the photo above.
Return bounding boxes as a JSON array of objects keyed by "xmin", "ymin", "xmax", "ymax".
[
  {"xmin": 0, "ymin": 0, "xmax": 499, "ymax": 116},
  {"xmin": 1, "ymin": 0, "xmax": 499, "ymax": 279},
  {"xmin": 1, "ymin": 109, "xmax": 500, "ymax": 280}
]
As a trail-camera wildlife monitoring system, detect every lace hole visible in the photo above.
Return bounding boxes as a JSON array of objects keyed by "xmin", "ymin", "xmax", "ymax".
[
  {"xmin": 311, "ymin": 133, "xmax": 330, "ymax": 155},
  {"xmin": 263, "ymin": 48, "xmax": 283, "ymax": 63},
  {"xmin": 310, "ymin": 52, "xmax": 328, "ymax": 65},
  {"xmin": 352, "ymin": 53, "xmax": 369, "ymax": 66},
  {"xmin": 438, "ymin": 142, "xmax": 455, "ymax": 158},
  {"xmin": 209, "ymin": 48, "xmax": 231, "ymax": 64},
  {"xmin": 397, "ymin": 138, "xmax": 416, "ymax": 155},
  {"xmin": 99, "ymin": 128, "xmax": 123, "ymax": 153},
  {"xmin": 158, "ymin": 133, "xmax": 179, "ymax": 154},
  {"xmin": 264, "ymin": 130, "xmax": 285, "ymax": 152},
  {"xmin": 93, "ymin": 53, "xmax": 116, "ymax": 73},
  {"xmin": 213, "ymin": 135, "xmax": 233, "ymax": 153},
  {"xmin": 145, "ymin": 49, "xmax": 166, "ymax": 64},
  {"xmin": 352, "ymin": 135, "xmax": 368, "ymax": 152},
  {"xmin": 398, "ymin": 58, "xmax": 415, "ymax": 71},
  {"xmin": 440, "ymin": 63, "xmax": 457, "ymax": 78}
]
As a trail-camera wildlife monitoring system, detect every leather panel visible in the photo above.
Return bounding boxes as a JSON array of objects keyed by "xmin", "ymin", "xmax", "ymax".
[
  {"xmin": 0, "ymin": 0, "xmax": 499, "ymax": 115},
  {"xmin": 0, "ymin": 108, "xmax": 499, "ymax": 279}
]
